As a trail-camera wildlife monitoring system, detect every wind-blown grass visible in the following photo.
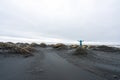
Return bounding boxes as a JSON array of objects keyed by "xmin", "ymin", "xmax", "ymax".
[
  {"xmin": 69, "ymin": 44, "xmax": 79, "ymax": 49},
  {"xmin": 39, "ymin": 43, "xmax": 47, "ymax": 47},
  {"xmin": 0, "ymin": 42, "xmax": 35, "ymax": 56},
  {"xmin": 30, "ymin": 42, "xmax": 39, "ymax": 47},
  {"xmin": 52, "ymin": 43, "xmax": 67, "ymax": 49}
]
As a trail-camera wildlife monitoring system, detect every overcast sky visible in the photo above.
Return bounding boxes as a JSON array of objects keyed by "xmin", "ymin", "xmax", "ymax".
[{"xmin": 0, "ymin": 0, "xmax": 120, "ymax": 43}]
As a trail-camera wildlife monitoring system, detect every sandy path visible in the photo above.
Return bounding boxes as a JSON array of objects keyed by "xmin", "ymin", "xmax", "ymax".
[
  {"xmin": 0, "ymin": 47, "xmax": 106, "ymax": 80},
  {"xmin": 29, "ymin": 47, "xmax": 106, "ymax": 80}
]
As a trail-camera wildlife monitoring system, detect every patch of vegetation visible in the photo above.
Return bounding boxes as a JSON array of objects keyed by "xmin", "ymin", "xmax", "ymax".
[
  {"xmin": 52, "ymin": 43, "xmax": 67, "ymax": 49},
  {"xmin": 39, "ymin": 43, "xmax": 47, "ymax": 47},
  {"xmin": 87, "ymin": 45, "xmax": 97, "ymax": 49},
  {"xmin": 17, "ymin": 47, "xmax": 34, "ymax": 57},
  {"xmin": 0, "ymin": 42, "xmax": 14, "ymax": 50},
  {"xmin": 82, "ymin": 45, "xmax": 88, "ymax": 49},
  {"xmin": 69, "ymin": 44, "xmax": 79, "ymax": 49},
  {"xmin": 22, "ymin": 46, "xmax": 35, "ymax": 52},
  {"xmin": 30, "ymin": 42, "xmax": 39, "ymax": 47},
  {"xmin": 16, "ymin": 43, "xmax": 29, "ymax": 47},
  {"xmin": 0, "ymin": 42, "xmax": 35, "ymax": 56}
]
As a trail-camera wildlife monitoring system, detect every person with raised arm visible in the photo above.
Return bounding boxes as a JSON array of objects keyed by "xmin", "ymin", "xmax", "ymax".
[{"xmin": 78, "ymin": 40, "xmax": 84, "ymax": 47}]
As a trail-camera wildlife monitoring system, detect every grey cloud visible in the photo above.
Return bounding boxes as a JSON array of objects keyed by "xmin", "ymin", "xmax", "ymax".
[{"xmin": 0, "ymin": 0, "xmax": 120, "ymax": 43}]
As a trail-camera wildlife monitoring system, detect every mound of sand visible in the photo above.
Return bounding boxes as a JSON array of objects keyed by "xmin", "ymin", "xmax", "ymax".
[
  {"xmin": 73, "ymin": 47, "xmax": 88, "ymax": 55},
  {"xmin": 93, "ymin": 45, "xmax": 120, "ymax": 52}
]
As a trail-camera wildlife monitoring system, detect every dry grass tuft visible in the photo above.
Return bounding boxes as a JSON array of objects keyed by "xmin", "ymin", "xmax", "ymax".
[
  {"xmin": 69, "ymin": 44, "xmax": 79, "ymax": 49},
  {"xmin": 30, "ymin": 43, "xmax": 39, "ymax": 47},
  {"xmin": 52, "ymin": 43, "xmax": 67, "ymax": 49},
  {"xmin": 0, "ymin": 42, "xmax": 35, "ymax": 56},
  {"xmin": 19, "ymin": 47, "xmax": 31, "ymax": 54},
  {"xmin": 82, "ymin": 45, "xmax": 88, "ymax": 49},
  {"xmin": 16, "ymin": 43, "xmax": 29, "ymax": 47},
  {"xmin": 87, "ymin": 45, "xmax": 97, "ymax": 49},
  {"xmin": 0, "ymin": 42, "xmax": 13, "ymax": 49},
  {"xmin": 39, "ymin": 43, "xmax": 47, "ymax": 47},
  {"xmin": 22, "ymin": 46, "xmax": 35, "ymax": 52}
]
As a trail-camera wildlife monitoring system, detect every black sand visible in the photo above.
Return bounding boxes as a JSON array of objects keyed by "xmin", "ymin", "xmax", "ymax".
[{"xmin": 0, "ymin": 47, "xmax": 120, "ymax": 80}]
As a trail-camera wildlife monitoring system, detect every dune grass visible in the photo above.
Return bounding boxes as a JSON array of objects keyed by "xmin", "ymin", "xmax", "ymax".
[
  {"xmin": 0, "ymin": 42, "xmax": 35, "ymax": 55},
  {"xmin": 39, "ymin": 43, "xmax": 47, "ymax": 47},
  {"xmin": 30, "ymin": 42, "xmax": 39, "ymax": 47},
  {"xmin": 87, "ymin": 45, "xmax": 97, "ymax": 49},
  {"xmin": 69, "ymin": 44, "xmax": 79, "ymax": 49},
  {"xmin": 52, "ymin": 43, "xmax": 67, "ymax": 49}
]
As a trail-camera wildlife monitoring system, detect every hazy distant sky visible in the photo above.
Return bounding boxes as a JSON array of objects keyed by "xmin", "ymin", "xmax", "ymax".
[{"xmin": 0, "ymin": 0, "xmax": 120, "ymax": 43}]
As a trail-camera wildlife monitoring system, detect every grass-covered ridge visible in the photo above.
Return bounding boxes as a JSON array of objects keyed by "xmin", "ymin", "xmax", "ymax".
[
  {"xmin": 0, "ymin": 42, "xmax": 35, "ymax": 56},
  {"xmin": 0, "ymin": 42, "xmax": 120, "ymax": 57}
]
